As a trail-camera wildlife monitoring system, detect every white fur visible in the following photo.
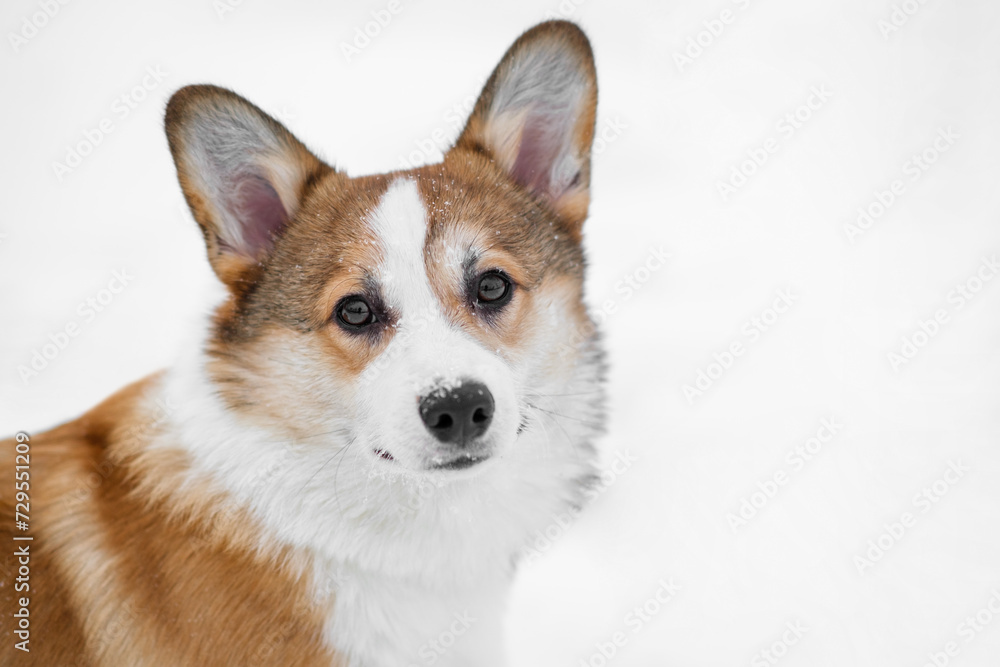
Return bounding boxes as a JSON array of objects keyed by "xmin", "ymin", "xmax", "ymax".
[
  {"xmin": 156, "ymin": 179, "xmax": 603, "ymax": 666},
  {"xmin": 356, "ymin": 178, "xmax": 520, "ymax": 472}
]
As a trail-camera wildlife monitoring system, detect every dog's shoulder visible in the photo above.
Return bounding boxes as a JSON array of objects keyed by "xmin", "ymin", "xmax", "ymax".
[
  {"xmin": 1, "ymin": 372, "xmax": 339, "ymax": 666},
  {"xmin": 0, "ymin": 375, "xmax": 162, "ymax": 666},
  {"xmin": 1, "ymin": 373, "xmax": 165, "ymax": 526}
]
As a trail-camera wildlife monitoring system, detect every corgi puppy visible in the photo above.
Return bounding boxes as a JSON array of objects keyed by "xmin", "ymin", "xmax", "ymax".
[{"xmin": 1, "ymin": 20, "xmax": 605, "ymax": 666}]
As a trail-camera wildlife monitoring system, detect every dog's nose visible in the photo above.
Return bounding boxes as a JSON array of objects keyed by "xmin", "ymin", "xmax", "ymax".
[{"xmin": 419, "ymin": 381, "xmax": 494, "ymax": 445}]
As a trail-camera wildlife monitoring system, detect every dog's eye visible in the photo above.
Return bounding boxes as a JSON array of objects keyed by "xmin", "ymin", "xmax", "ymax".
[
  {"xmin": 336, "ymin": 296, "xmax": 376, "ymax": 328},
  {"xmin": 476, "ymin": 271, "xmax": 513, "ymax": 307}
]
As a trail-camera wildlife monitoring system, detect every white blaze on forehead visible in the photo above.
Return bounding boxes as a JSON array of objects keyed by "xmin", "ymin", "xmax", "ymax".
[{"xmin": 366, "ymin": 178, "xmax": 438, "ymax": 315}]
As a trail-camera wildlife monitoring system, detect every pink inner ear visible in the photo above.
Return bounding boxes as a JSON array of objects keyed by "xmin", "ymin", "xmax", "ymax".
[
  {"xmin": 226, "ymin": 173, "xmax": 288, "ymax": 257},
  {"xmin": 510, "ymin": 110, "xmax": 568, "ymax": 198}
]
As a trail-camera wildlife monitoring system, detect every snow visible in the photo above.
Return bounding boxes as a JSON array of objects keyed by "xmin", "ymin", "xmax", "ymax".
[{"xmin": 2, "ymin": 0, "xmax": 1000, "ymax": 665}]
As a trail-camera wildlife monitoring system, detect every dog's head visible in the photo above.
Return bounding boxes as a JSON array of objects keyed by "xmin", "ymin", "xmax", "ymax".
[{"xmin": 164, "ymin": 21, "xmax": 605, "ymax": 564}]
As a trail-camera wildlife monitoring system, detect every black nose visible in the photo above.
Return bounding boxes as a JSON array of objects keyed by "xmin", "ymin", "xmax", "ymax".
[{"xmin": 419, "ymin": 381, "xmax": 494, "ymax": 445}]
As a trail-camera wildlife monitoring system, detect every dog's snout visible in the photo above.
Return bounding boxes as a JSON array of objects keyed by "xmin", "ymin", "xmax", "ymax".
[{"xmin": 419, "ymin": 381, "xmax": 494, "ymax": 445}]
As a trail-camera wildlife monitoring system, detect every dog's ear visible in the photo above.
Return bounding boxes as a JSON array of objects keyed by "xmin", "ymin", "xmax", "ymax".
[
  {"xmin": 453, "ymin": 21, "xmax": 598, "ymax": 229},
  {"xmin": 165, "ymin": 85, "xmax": 330, "ymax": 287}
]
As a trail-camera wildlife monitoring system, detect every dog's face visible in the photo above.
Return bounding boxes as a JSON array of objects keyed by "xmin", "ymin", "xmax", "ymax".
[{"xmin": 165, "ymin": 22, "xmax": 604, "ymax": 554}]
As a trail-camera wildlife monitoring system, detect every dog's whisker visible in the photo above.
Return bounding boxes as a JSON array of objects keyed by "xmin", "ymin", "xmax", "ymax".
[
  {"xmin": 331, "ymin": 438, "xmax": 359, "ymax": 517},
  {"xmin": 524, "ymin": 401, "xmax": 603, "ymax": 430},
  {"xmin": 525, "ymin": 390, "xmax": 604, "ymax": 398},
  {"xmin": 304, "ymin": 450, "xmax": 343, "ymax": 491},
  {"xmin": 297, "ymin": 427, "xmax": 354, "ymax": 442}
]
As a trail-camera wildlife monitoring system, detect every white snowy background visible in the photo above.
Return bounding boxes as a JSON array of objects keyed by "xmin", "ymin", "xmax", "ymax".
[{"xmin": 2, "ymin": 0, "xmax": 1000, "ymax": 665}]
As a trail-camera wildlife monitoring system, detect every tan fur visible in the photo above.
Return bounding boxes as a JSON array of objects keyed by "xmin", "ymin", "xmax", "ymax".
[{"xmin": 0, "ymin": 378, "xmax": 336, "ymax": 666}]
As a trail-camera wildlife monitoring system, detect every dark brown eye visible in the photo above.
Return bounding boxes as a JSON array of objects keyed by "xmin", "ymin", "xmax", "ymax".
[
  {"xmin": 476, "ymin": 272, "xmax": 512, "ymax": 306},
  {"xmin": 337, "ymin": 296, "xmax": 376, "ymax": 328}
]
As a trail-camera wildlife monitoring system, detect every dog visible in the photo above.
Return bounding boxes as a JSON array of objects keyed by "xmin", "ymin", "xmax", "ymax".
[{"xmin": 1, "ymin": 20, "xmax": 606, "ymax": 666}]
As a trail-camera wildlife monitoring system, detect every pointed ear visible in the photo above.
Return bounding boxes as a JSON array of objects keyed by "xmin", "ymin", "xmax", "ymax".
[
  {"xmin": 165, "ymin": 85, "xmax": 330, "ymax": 287},
  {"xmin": 453, "ymin": 21, "xmax": 598, "ymax": 228}
]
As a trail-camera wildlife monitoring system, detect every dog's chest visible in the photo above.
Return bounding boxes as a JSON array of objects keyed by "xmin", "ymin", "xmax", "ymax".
[{"xmin": 317, "ymin": 563, "xmax": 509, "ymax": 667}]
